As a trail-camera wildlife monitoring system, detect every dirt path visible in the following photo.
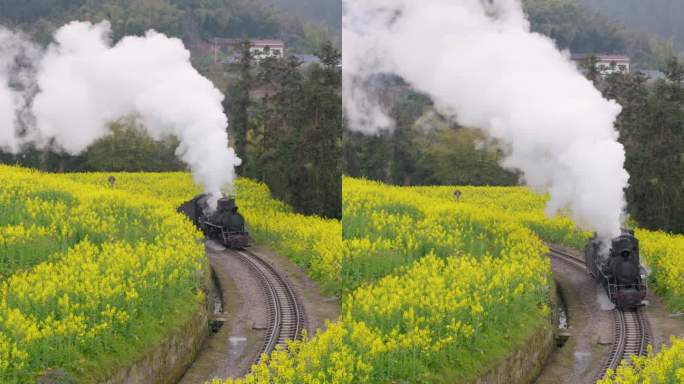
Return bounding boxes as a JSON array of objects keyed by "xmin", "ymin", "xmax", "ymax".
[
  {"xmin": 536, "ymin": 255, "xmax": 613, "ymax": 384},
  {"xmin": 178, "ymin": 242, "xmax": 340, "ymax": 383}
]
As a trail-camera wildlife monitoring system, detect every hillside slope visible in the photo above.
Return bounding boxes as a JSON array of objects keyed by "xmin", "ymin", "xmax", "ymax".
[
  {"xmin": 264, "ymin": 0, "xmax": 341, "ymax": 34},
  {"xmin": 577, "ymin": 0, "xmax": 684, "ymax": 51}
]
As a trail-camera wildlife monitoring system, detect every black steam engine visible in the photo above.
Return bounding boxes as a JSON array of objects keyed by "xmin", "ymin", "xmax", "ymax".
[
  {"xmin": 585, "ymin": 229, "xmax": 647, "ymax": 308},
  {"xmin": 178, "ymin": 194, "xmax": 250, "ymax": 249}
]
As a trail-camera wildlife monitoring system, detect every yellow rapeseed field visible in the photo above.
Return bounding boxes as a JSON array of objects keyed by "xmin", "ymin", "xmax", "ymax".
[
  {"xmin": 68, "ymin": 172, "xmax": 342, "ymax": 293},
  {"xmin": 215, "ymin": 177, "xmax": 684, "ymax": 383},
  {"xmin": 5, "ymin": 167, "xmax": 684, "ymax": 383},
  {"xmin": 0, "ymin": 166, "xmax": 339, "ymax": 383},
  {"xmin": 598, "ymin": 339, "xmax": 684, "ymax": 383},
  {"xmin": 0, "ymin": 166, "xmax": 206, "ymax": 382},
  {"xmin": 212, "ymin": 177, "xmax": 554, "ymax": 383},
  {"xmin": 402, "ymin": 182, "xmax": 684, "ymax": 313},
  {"xmin": 408, "ymin": 183, "xmax": 684, "ymax": 382}
]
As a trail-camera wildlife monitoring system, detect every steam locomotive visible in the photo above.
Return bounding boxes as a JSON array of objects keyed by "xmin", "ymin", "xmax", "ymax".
[
  {"xmin": 177, "ymin": 194, "xmax": 250, "ymax": 249},
  {"xmin": 585, "ymin": 229, "xmax": 647, "ymax": 308}
]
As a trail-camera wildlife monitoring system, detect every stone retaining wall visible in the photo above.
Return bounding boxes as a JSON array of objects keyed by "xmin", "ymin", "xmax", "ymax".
[
  {"xmin": 471, "ymin": 320, "xmax": 554, "ymax": 384},
  {"xmin": 100, "ymin": 304, "xmax": 209, "ymax": 384},
  {"xmin": 470, "ymin": 282, "xmax": 559, "ymax": 384}
]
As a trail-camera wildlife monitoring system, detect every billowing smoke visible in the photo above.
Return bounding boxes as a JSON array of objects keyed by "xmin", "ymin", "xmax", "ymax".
[
  {"xmin": 0, "ymin": 21, "xmax": 240, "ymax": 199},
  {"xmin": 0, "ymin": 28, "xmax": 38, "ymax": 153},
  {"xmin": 343, "ymin": 0, "xmax": 629, "ymax": 239},
  {"xmin": 0, "ymin": 59, "xmax": 14, "ymax": 151}
]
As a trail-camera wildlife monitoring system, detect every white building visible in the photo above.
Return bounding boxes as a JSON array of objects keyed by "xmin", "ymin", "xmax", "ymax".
[
  {"xmin": 572, "ymin": 54, "xmax": 631, "ymax": 76},
  {"xmin": 209, "ymin": 38, "xmax": 286, "ymax": 63},
  {"xmin": 249, "ymin": 39, "xmax": 285, "ymax": 60}
]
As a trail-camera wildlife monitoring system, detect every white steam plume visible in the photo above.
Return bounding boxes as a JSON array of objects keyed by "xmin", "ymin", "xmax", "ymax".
[
  {"xmin": 343, "ymin": 0, "xmax": 629, "ymax": 239},
  {"xmin": 0, "ymin": 21, "xmax": 240, "ymax": 199},
  {"xmin": 0, "ymin": 62, "xmax": 14, "ymax": 152},
  {"xmin": 0, "ymin": 28, "xmax": 38, "ymax": 153}
]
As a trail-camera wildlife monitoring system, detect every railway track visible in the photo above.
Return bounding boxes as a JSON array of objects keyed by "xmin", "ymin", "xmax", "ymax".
[
  {"xmin": 548, "ymin": 246, "xmax": 586, "ymax": 270},
  {"xmin": 547, "ymin": 246, "xmax": 651, "ymax": 381},
  {"xmin": 229, "ymin": 248, "xmax": 305, "ymax": 366},
  {"xmin": 602, "ymin": 308, "xmax": 651, "ymax": 377}
]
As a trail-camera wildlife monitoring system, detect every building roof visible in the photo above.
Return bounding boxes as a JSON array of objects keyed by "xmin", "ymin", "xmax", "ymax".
[
  {"xmin": 571, "ymin": 53, "xmax": 631, "ymax": 62},
  {"xmin": 250, "ymin": 39, "xmax": 285, "ymax": 48},
  {"xmin": 211, "ymin": 37, "xmax": 285, "ymax": 48}
]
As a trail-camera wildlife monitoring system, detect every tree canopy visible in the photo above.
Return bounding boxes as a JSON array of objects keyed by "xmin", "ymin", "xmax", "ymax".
[
  {"xmin": 0, "ymin": 0, "xmax": 334, "ymax": 53},
  {"xmin": 577, "ymin": 0, "xmax": 684, "ymax": 52},
  {"xmin": 523, "ymin": 0, "xmax": 677, "ymax": 69}
]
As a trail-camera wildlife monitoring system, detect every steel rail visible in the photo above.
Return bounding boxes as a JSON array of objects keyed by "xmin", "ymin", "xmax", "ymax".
[
  {"xmin": 547, "ymin": 246, "xmax": 651, "ymax": 381},
  {"xmin": 548, "ymin": 245, "xmax": 587, "ymax": 270},
  {"xmin": 229, "ymin": 248, "xmax": 305, "ymax": 366},
  {"xmin": 599, "ymin": 308, "xmax": 650, "ymax": 380}
]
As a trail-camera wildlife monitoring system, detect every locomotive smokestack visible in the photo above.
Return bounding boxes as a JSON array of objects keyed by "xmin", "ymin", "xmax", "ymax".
[{"xmin": 343, "ymin": 0, "xmax": 628, "ymax": 239}]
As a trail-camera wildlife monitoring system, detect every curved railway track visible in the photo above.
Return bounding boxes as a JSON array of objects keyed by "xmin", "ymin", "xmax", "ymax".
[
  {"xmin": 603, "ymin": 309, "xmax": 651, "ymax": 374},
  {"xmin": 548, "ymin": 246, "xmax": 651, "ymax": 380},
  {"xmin": 548, "ymin": 246, "xmax": 586, "ymax": 270},
  {"xmin": 229, "ymin": 248, "xmax": 305, "ymax": 366}
]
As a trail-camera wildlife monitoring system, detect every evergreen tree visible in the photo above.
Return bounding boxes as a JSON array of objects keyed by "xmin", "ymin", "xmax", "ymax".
[
  {"xmin": 243, "ymin": 43, "xmax": 341, "ymax": 218},
  {"xmin": 253, "ymin": 53, "xmax": 308, "ymax": 214},
  {"xmin": 302, "ymin": 41, "xmax": 342, "ymax": 218},
  {"xmin": 606, "ymin": 58, "xmax": 684, "ymax": 233},
  {"xmin": 580, "ymin": 55, "xmax": 601, "ymax": 85},
  {"xmin": 225, "ymin": 40, "xmax": 253, "ymax": 175}
]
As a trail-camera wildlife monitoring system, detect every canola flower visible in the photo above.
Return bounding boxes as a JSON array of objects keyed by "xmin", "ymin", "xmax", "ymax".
[
  {"xmin": 396, "ymin": 181, "xmax": 684, "ymax": 383},
  {"xmin": 217, "ymin": 177, "xmax": 684, "ymax": 383},
  {"xmin": 634, "ymin": 230, "xmax": 684, "ymax": 311},
  {"xmin": 72, "ymin": 175, "xmax": 682, "ymax": 384},
  {"xmin": 0, "ymin": 166, "xmax": 208, "ymax": 382},
  {"xmin": 1, "ymin": 167, "xmax": 339, "ymax": 382},
  {"xmin": 10, "ymin": 168, "xmax": 684, "ymax": 383},
  {"xmin": 373, "ymin": 181, "xmax": 684, "ymax": 314},
  {"xmin": 598, "ymin": 338, "xmax": 684, "ymax": 384},
  {"xmin": 214, "ymin": 253, "xmax": 550, "ymax": 384},
  {"xmin": 69, "ymin": 172, "xmax": 342, "ymax": 293},
  {"xmin": 211, "ymin": 177, "xmax": 553, "ymax": 383}
]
